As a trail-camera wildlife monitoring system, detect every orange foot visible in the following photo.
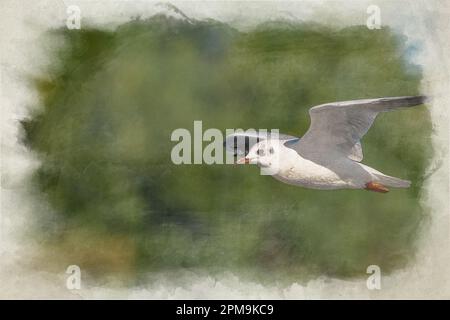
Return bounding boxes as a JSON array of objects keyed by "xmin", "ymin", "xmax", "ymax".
[{"xmin": 365, "ymin": 182, "xmax": 389, "ymax": 193}]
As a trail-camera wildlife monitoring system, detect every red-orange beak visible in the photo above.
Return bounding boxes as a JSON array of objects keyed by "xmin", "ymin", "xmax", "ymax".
[{"xmin": 236, "ymin": 157, "xmax": 250, "ymax": 164}]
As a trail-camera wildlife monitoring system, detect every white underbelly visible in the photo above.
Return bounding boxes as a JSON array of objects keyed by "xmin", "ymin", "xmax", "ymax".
[{"xmin": 273, "ymin": 158, "xmax": 362, "ymax": 189}]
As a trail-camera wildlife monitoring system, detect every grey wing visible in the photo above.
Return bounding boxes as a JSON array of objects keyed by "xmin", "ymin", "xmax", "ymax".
[
  {"xmin": 292, "ymin": 96, "xmax": 427, "ymax": 161},
  {"xmin": 224, "ymin": 131, "xmax": 299, "ymax": 156}
]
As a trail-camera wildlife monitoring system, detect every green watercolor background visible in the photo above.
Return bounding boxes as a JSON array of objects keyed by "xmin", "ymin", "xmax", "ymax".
[{"xmin": 22, "ymin": 14, "xmax": 432, "ymax": 283}]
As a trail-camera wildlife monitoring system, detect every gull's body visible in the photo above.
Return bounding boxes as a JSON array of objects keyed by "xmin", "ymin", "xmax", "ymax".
[
  {"xmin": 224, "ymin": 96, "xmax": 426, "ymax": 193},
  {"xmin": 267, "ymin": 140, "xmax": 399, "ymax": 190}
]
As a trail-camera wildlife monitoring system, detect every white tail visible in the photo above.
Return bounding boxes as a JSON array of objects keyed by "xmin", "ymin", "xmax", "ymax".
[{"xmin": 373, "ymin": 173, "xmax": 411, "ymax": 188}]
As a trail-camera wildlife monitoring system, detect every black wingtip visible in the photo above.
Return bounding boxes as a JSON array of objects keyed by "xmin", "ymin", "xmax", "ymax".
[
  {"xmin": 420, "ymin": 95, "xmax": 429, "ymax": 104},
  {"xmin": 385, "ymin": 95, "xmax": 429, "ymax": 108},
  {"xmin": 407, "ymin": 95, "xmax": 428, "ymax": 105}
]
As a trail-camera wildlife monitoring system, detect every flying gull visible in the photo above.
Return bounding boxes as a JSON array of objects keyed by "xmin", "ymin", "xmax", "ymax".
[{"xmin": 224, "ymin": 96, "xmax": 427, "ymax": 193}]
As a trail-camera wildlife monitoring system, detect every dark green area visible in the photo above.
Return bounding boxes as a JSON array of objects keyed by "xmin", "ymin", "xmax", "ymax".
[{"xmin": 22, "ymin": 15, "xmax": 431, "ymax": 282}]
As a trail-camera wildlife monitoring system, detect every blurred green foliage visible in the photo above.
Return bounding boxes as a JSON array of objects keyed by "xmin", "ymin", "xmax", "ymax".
[{"xmin": 22, "ymin": 15, "xmax": 432, "ymax": 282}]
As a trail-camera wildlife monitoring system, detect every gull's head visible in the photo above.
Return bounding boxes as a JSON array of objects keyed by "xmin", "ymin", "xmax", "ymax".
[{"xmin": 237, "ymin": 140, "xmax": 280, "ymax": 168}]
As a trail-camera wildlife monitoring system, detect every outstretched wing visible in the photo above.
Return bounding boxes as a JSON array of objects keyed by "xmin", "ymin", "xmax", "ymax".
[
  {"xmin": 292, "ymin": 96, "xmax": 427, "ymax": 161},
  {"xmin": 224, "ymin": 131, "xmax": 299, "ymax": 156}
]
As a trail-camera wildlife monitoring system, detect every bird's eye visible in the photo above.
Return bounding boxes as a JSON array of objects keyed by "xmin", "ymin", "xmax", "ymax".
[
  {"xmin": 256, "ymin": 149, "xmax": 265, "ymax": 156},
  {"xmin": 269, "ymin": 147, "xmax": 275, "ymax": 154}
]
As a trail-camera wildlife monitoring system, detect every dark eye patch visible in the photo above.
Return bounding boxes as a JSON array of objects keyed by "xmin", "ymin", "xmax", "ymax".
[
  {"xmin": 256, "ymin": 149, "xmax": 265, "ymax": 156},
  {"xmin": 269, "ymin": 147, "xmax": 274, "ymax": 154}
]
